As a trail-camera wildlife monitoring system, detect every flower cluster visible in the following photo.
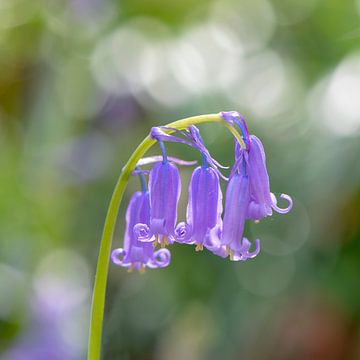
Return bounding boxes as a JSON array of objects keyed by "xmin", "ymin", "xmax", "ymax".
[{"xmin": 111, "ymin": 111, "xmax": 292, "ymax": 272}]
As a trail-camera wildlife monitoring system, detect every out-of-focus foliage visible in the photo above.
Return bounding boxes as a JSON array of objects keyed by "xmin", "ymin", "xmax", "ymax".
[{"xmin": 1, "ymin": 0, "xmax": 360, "ymax": 359}]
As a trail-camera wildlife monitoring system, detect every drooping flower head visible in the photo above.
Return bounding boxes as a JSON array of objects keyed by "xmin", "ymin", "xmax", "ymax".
[
  {"xmin": 134, "ymin": 139, "xmax": 182, "ymax": 247},
  {"xmin": 110, "ymin": 111, "xmax": 293, "ymax": 273},
  {"xmin": 179, "ymin": 164, "xmax": 223, "ymax": 251},
  {"xmin": 111, "ymin": 173, "xmax": 171, "ymax": 272},
  {"xmin": 246, "ymin": 135, "xmax": 292, "ymax": 221},
  {"xmin": 221, "ymin": 111, "xmax": 293, "ymax": 222}
]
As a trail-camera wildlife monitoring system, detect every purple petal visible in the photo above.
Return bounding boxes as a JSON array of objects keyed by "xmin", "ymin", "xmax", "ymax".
[
  {"xmin": 112, "ymin": 190, "xmax": 166, "ymax": 270},
  {"xmin": 203, "ymin": 225, "xmax": 227, "ymax": 258},
  {"xmin": 123, "ymin": 192, "xmax": 151, "ymax": 253},
  {"xmin": 221, "ymin": 172, "xmax": 250, "ymax": 252},
  {"xmin": 148, "ymin": 248, "xmax": 171, "ymax": 268},
  {"xmin": 246, "ymin": 135, "xmax": 273, "ymax": 219},
  {"xmin": 231, "ymin": 238, "xmax": 261, "ymax": 261},
  {"xmin": 271, "ymin": 193, "xmax": 293, "ymax": 214},
  {"xmin": 149, "ymin": 162, "xmax": 181, "ymax": 242},
  {"xmin": 111, "ymin": 248, "xmax": 126, "ymax": 266},
  {"xmin": 174, "ymin": 222, "xmax": 193, "ymax": 243},
  {"xmin": 184, "ymin": 166, "xmax": 223, "ymax": 245},
  {"xmin": 133, "ymin": 223, "xmax": 153, "ymax": 242}
]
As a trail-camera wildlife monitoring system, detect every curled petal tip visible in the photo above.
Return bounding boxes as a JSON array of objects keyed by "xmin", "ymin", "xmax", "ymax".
[
  {"xmin": 271, "ymin": 193, "xmax": 293, "ymax": 214},
  {"xmin": 133, "ymin": 223, "xmax": 153, "ymax": 242},
  {"xmin": 231, "ymin": 238, "xmax": 260, "ymax": 261},
  {"xmin": 149, "ymin": 248, "xmax": 171, "ymax": 268},
  {"xmin": 111, "ymin": 248, "xmax": 125, "ymax": 266},
  {"xmin": 245, "ymin": 238, "xmax": 261, "ymax": 259},
  {"xmin": 174, "ymin": 222, "xmax": 193, "ymax": 243}
]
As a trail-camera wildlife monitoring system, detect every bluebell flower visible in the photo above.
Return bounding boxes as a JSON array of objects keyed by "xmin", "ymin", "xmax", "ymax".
[
  {"xmin": 111, "ymin": 174, "xmax": 171, "ymax": 272},
  {"xmin": 135, "ymin": 141, "xmax": 181, "ymax": 247},
  {"xmin": 209, "ymin": 149, "xmax": 260, "ymax": 260},
  {"xmin": 245, "ymin": 135, "xmax": 293, "ymax": 221},
  {"xmin": 176, "ymin": 164, "xmax": 223, "ymax": 251},
  {"xmin": 221, "ymin": 111, "xmax": 293, "ymax": 222},
  {"xmin": 111, "ymin": 112, "xmax": 293, "ymax": 270},
  {"xmin": 150, "ymin": 126, "xmax": 224, "ymax": 251}
]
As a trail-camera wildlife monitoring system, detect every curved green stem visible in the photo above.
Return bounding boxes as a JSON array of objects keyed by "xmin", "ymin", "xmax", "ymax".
[{"xmin": 87, "ymin": 113, "xmax": 244, "ymax": 360}]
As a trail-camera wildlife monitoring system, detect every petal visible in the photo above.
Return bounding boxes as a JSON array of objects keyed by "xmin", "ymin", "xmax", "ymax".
[
  {"xmin": 174, "ymin": 222, "xmax": 193, "ymax": 243},
  {"xmin": 111, "ymin": 248, "xmax": 126, "ymax": 266},
  {"xmin": 123, "ymin": 191, "xmax": 150, "ymax": 252},
  {"xmin": 203, "ymin": 225, "xmax": 227, "ymax": 258},
  {"xmin": 222, "ymin": 173, "xmax": 250, "ymax": 250},
  {"xmin": 246, "ymin": 135, "xmax": 273, "ymax": 214},
  {"xmin": 148, "ymin": 248, "xmax": 171, "ymax": 268},
  {"xmin": 149, "ymin": 162, "xmax": 181, "ymax": 237},
  {"xmin": 271, "ymin": 193, "xmax": 293, "ymax": 214},
  {"xmin": 247, "ymin": 200, "xmax": 272, "ymax": 220},
  {"xmin": 186, "ymin": 166, "xmax": 223, "ymax": 245},
  {"xmin": 231, "ymin": 238, "xmax": 261, "ymax": 261},
  {"xmin": 133, "ymin": 223, "xmax": 153, "ymax": 242}
]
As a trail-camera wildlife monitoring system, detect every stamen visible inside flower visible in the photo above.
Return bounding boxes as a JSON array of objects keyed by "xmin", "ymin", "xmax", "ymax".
[
  {"xmin": 195, "ymin": 243, "xmax": 204, "ymax": 252},
  {"xmin": 226, "ymin": 245, "xmax": 231, "ymax": 257},
  {"xmin": 139, "ymin": 263, "xmax": 146, "ymax": 274},
  {"xmin": 127, "ymin": 264, "xmax": 134, "ymax": 273},
  {"xmin": 160, "ymin": 236, "xmax": 169, "ymax": 248}
]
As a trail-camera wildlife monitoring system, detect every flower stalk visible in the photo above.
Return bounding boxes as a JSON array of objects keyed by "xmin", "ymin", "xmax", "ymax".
[{"xmin": 87, "ymin": 113, "xmax": 244, "ymax": 360}]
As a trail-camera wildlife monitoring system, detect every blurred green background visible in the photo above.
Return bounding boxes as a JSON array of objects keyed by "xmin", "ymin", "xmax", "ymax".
[{"xmin": 1, "ymin": 0, "xmax": 360, "ymax": 359}]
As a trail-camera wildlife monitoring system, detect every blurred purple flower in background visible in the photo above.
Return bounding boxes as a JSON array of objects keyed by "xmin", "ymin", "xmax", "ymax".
[{"xmin": 3, "ymin": 251, "xmax": 90, "ymax": 360}]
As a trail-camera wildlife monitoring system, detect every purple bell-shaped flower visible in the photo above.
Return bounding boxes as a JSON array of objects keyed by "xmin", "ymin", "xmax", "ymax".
[
  {"xmin": 135, "ymin": 141, "xmax": 181, "ymax": 247},
  {"xmin": 220, "ymin": 152, "xmax": 260, "ymax": 260},
  {"xmin": 222, "ymin": 111, "xmax": 292, "ymax": 222},
  {"xmin": 176, "ymin": 162, "xmax": 223, "ymax": 251},
  {"xmin": 111, "ymin": 174, "xmax": 171, "ymax": 272},
  {"xmin": 245, "ymin": 135, "xmax": 293, "ymax": 221}
]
